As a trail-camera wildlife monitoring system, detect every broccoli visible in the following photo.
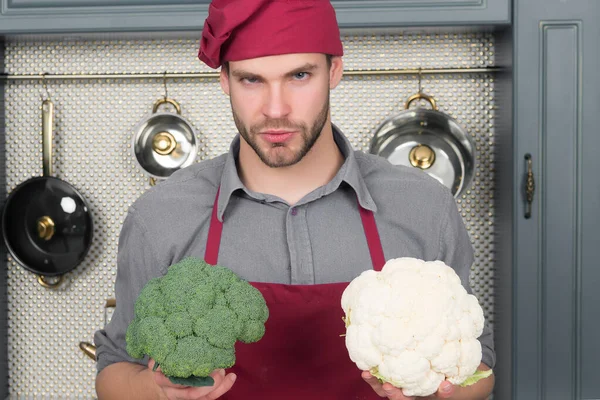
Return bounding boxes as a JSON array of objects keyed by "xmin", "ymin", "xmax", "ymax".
[{"xmin": 126, "ymin": 257, "xmax": 269, "ymax": 386}]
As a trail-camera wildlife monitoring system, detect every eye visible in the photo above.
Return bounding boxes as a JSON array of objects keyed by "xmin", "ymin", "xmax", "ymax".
[
  {"xmin": 241, "ymin": 76, "xmax": 260, "ymax": 84},
  {"xmin": 293, "ymin": 72, "xmax": 310, "ymax": 80}
]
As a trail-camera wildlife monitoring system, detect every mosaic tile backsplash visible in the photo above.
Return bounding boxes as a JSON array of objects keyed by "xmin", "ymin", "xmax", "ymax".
[{"xmin": 3, "ymin": 31, "xmax": 496, "ymax": 398}]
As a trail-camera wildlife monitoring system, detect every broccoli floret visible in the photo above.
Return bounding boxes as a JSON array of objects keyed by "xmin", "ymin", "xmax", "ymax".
[
  {"xmin": 194, "ymin": 305, "xmax": 240, "ymax": 349},
  {"xmin": 187, "ymin": 284, "xmax": 216, "ymax": 318},
  {"xmin": 125, "ymin": 256, "xmax": 269, "ymax": 387},
  {"xmin": 161, "ymin": 336, "xmax": 216, "ymax": 378},
  {"xmin": 136, "ymin": 316, "xmax": 176, "ymax": 365},
  {"xmin": 226, "ymin": 281, "xmax": 269, "ymax": 324},
  {"xmin": 134, "ymin": 278, "xmax": 167, "ymax": 319},
  {"xmin": 204, "ymin": 265, "xmax": 241, "ymax": 291},
  {"xmin": 125, "ymin": 318, "xmax": 144, "ymax": 359},
  {"xmin": 238, "ymin": 319, "xmax": 267, "ymax": 344},
  {"xmin": 165, "ymin": 312, "xmax": 194, "ymax": 338},
  {"xmin": 214, "ymin": 292, "xmax": 228, "ymax": 308}
]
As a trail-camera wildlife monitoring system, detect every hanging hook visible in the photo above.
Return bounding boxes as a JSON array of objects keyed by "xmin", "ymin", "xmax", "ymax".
[
  {"xmin": 163, "ymin": 71, "xmax": 168, "ymax": 100},
  {"xmin": 417, "ymin": 67, "xmax": 423, "ymax": 94},
  {"xmin": 42, "ymin": 73, "xmax": 52, "ymax": 101}
]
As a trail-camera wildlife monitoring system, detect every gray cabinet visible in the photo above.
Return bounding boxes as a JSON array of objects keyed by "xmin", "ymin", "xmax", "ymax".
[
  {"xmin": 0, "ymin": 0, "xmax": 510, "ymax": 34},
  {"xmin": 510, "ymin": 0, "xmax": 600, "ymax": 399}
]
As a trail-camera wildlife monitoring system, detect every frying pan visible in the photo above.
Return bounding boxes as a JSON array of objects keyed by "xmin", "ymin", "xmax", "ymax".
[{"xmin": 2, "ymin": 99, "xmax": 93, "ymax": 288}]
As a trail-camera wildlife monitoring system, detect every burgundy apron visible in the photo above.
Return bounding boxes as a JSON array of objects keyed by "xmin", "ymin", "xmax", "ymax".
[{"xmin": 204, "ymin": 188, "xmax": 385, "ymax": 399}]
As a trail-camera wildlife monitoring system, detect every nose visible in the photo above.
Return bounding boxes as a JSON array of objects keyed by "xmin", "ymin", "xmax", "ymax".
[{"xmin": 262, "ymin": 84, "xmax": 291, "ymax": 119}]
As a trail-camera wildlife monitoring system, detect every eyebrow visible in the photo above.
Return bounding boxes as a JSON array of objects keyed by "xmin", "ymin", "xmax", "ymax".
[{"xmin": 231, "ymin": 63, "xmax": 320, "ymax": 80}]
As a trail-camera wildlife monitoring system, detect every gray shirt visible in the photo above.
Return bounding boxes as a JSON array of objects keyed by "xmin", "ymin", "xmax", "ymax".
[{"xmin": 94, "ymin": 127, "xmax": 495, "ymax": 373}]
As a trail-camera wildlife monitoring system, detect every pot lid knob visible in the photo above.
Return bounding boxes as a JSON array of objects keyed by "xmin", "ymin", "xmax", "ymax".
[
  {"xmin": 152, "ymin": 132, "xmax": 177, "ymax": 155},
  {"xmin": 37, "ymin": 216, "xmax": 55, "ymax": 241},
  {"xmin": 409, "ymin": 144, "xmax": 436, "ymax": 170}
]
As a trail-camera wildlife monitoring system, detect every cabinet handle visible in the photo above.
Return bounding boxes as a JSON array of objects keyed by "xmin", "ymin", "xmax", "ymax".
[{"xmin": 524, "ymin": 154, "xmax": 535, "ymax": 219}]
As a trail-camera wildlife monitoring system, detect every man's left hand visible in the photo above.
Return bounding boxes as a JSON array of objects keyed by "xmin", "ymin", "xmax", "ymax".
[{"xmin": 361, "ymin": 370, "xmax": 455, "ymax": 399}]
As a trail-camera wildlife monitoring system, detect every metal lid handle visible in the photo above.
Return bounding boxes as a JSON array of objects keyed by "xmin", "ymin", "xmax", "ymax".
[
  {"xmin": 152, "ymin": 98, "xmax": 181, "ymax": 114},
  {"xmin": 37, "ymin": 274, "xmax": 64, "ymax": 289},
  {"xmin": 405, "ymin": 93, "xmax": 438, "ymax": 111}
]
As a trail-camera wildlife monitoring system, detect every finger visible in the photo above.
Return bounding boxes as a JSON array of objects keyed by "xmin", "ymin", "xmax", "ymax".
[
  {"xmin": 361, "ymin": 371, "xmax": 388, "ymax": 397},
  {"xmin": 380, "ymin": 382, "xmax": 412, "ymax": 400},
  {"xmin": 434, "ymin": 381, "xmax": 455, "ymax": 399},
  {"xmin": 161, "ymin": 370, "xmax": 227, "ymax": 399},
  {"xmin": 206, "ymin": 373, "xmax": 237, "ymax": 399},
  {"xmin": 214, "ymin": 369, "xmax": 226, "ymax": 379},
  {"xmin": 152, "ymin": 369, "xmax": 192, "ymax": 389},
  {"xmin": 148, "ymin": 358, "xmax": 159, "ymax": 372},
  {"xmin": 153, "ymin": 368, "xmax": 224, "ymax": 390},
  {"xmin": 147, "ymin": 359, "xmax": 178, "ymax": 388},
  {"xmin": 171, "ymin": 370, "xmax": 227, "ymax": 398},
  {"xmin": 148, "ymin": 359, "xmax": 180, "ymax": 388}
]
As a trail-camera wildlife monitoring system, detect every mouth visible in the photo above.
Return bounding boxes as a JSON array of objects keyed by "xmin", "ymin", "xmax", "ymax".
[{"xmin": 260, "ymin": 130, "xmax": 296, "ymax": 144}]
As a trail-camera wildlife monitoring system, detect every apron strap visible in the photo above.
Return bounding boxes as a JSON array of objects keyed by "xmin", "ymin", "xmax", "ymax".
[
  {"xmin": 204, "ymin": 187, "xmax": 385, "ymax": 271},
  {"xmin": 204, "ymin": 187, "xmax": 223, "ymax": 265}
]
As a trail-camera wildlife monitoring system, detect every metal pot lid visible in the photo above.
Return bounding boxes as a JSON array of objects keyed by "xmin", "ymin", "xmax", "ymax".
[
  {"xmin": 2, "ymin": 176, "xmax": 93, "ymax": 276},
  {"xmin": 370, "ymin": 95, "xmax": 475, "ymax": 197},
  {"xmin": 376, "ymin": 132, "xmax": 470, "ymax": 196},
  {"xmin": 133, "ymin": 98, "xmax": 198, "ymax": 179}
]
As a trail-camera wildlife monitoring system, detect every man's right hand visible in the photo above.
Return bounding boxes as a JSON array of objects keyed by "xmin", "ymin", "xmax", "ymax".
[
  {"xmin": 96, "ymin": 359, "xmax": 237, "ymax": 400},
  {"xmin": 149, "ymin": 359, "xmax": 237, "ymax": 400}
]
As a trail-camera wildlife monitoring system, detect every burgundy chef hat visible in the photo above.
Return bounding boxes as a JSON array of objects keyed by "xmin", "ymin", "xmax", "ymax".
[{"xmin": 198, "ymin": 0, "xmax": 344, "ymax": 69}]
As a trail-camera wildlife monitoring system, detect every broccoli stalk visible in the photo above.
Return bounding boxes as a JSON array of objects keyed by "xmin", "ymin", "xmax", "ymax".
[
  {"xmin": 151, "ymin": 358, "xmax": 215, "ymax": 387},
  {"xmin": 126, "ymin": 257, "xmax": 269, "ymax": 387}
]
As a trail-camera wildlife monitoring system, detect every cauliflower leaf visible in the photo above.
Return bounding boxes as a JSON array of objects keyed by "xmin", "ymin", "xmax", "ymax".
[{"xmin": 458, "ymin": 369, "xmax": 493, "ymax": 387}]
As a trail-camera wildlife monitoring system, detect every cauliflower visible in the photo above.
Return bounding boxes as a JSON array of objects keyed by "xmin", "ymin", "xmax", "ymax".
[
  {"xmin": 341, "ymin": 257, "xmax": 492, "ymax": 396},
  {"xmin": 126, "ymin": 257, "xmax": 269, "ymax": 386}
]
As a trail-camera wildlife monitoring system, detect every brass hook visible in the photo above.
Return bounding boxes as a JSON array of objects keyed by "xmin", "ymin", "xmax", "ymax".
[
  {"xmin": 163, "ymin": 71, "xmax": 168, "ymax": 100},
  {"xmin": 41, "ymin": 73, "xmax": 52, "ymax": 102},
  {"xmin": 417, "ymin": 67, "xmax": 423, "ymax": 94}
]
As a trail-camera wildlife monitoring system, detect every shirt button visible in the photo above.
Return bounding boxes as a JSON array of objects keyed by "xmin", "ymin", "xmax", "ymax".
[{"xmin": 291, "ymin": 208, "xmax": 298, "ymax": 216}]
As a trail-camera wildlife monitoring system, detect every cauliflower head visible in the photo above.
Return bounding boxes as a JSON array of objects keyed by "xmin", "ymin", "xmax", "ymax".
[
  {"xmin": 126, "ymin": 257, "xmax": 269, "ymax": 386},
  {"xmin": 341, "ymin": 257, "xmax": 490, "ymax": 397}
]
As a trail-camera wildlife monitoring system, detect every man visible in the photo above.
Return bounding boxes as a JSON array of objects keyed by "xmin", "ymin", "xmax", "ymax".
[{"xmin": 94, "ymin": 0, "xmax": 496, "ymax": 399}]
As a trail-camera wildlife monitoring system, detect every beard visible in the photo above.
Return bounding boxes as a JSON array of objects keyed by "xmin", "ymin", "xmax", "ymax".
[{"xmin": 231, "ymin": 94, "xmax": 330, "ymax": 168}]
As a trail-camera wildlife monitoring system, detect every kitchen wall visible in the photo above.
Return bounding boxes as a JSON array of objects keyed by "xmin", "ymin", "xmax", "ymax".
[{"xmin": 2, "ymin": 31, "xmax": 497, "ymax": 398}]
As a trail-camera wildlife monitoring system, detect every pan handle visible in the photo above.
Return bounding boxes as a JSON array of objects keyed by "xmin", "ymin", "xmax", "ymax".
[
  {"xmin": 37, "ymin": 274, "xmax": 64, "ymax": 289},
  {"xmin": 152, "ymin": 98, "xmax": 181, "ymax": 115},
  {"xmin": 42, "ymin": 99, "xmax": 54, "ymax": 177},
  {"xmin": 405, "ymin": 93, "xmax": 438, "ymax": 111},
  {"xmin": 79, "ymin": 342, "xmax": 97, "ymax": 361}
]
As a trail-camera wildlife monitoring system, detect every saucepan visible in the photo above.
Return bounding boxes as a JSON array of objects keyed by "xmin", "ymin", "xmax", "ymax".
[
  {"xmin": 132, "ymin": 97, "xmax": 198, "ymax": 185},
  {"xmin": 2, "ymin": 99, "xmax": 93, "ymax": 288},
  {"xmin": 369, "ymin": 92, "xmax": 475, "ymax": 197}
]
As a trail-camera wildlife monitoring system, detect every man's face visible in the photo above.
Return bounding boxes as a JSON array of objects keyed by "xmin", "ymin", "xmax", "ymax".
[{"xmin": 221, "ymin": 53, "xmax": 342, "ymax": 168}]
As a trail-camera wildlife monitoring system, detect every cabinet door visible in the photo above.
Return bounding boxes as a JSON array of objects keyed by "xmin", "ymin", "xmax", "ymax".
[
  {"xmin": 332, "ymin": 0, "xmax": 510, "ymax": 27},
  {"xmin": 513, "ymin": 0, "xmax": 600, "ymax": 399},
  {"xmin": 0, "ymin": 0, "xmax": 510, "ymax": 34},
  {"xmin": 0, "ymin": 1, "xmax": 211, "ymax": 34}
]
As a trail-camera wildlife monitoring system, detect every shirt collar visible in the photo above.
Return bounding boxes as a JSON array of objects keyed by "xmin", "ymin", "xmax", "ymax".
[{"xmin": 217, "ymin": 125, "xmax": 377, "ymax": 221}]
